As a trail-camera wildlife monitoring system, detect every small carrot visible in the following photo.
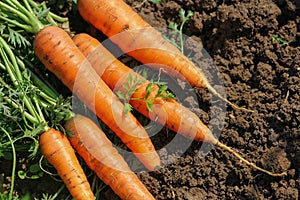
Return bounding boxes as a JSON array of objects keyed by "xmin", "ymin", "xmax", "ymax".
[
  {"xmin": 66, "ymin": 114, "xmax": 156, "ymax": 200},
  {"xmin": 76, "ymin": 0, "xmax": 253, "ymax": 112},
  {"xmin": 39, "ymin": 128, "xmax": 95, "ymax": 200},
  {"xmin": 73, "ymin": 33, "xmax": 287, "ymax": 177},
  {"xmin": 33, "ymin": 26, "xmax": 160, "ymax": 171}
]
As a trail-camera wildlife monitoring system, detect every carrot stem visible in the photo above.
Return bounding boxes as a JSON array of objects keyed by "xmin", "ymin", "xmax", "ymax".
[
  {"xmin": 1, "ymin": 127, "xmax": 17, "ymax": 200},
  {"xmin": 23, "ymin": 0, "xmax": 35, "ymax": 15},
  {"xmin": 0, "ymin": 50, "xmax": 40, "ymax": 122},
  {"xmin": 0, "ymin": 15, "xmax": 33, "ymax": 32},
  {"xmin": 19, "ymin": 58, "xmax": 59, "ymax": 101},
  {"xmin": 0, "ymin": 52, "xmax": 44, "ymax": 124},
  {"xmin": 28, "ymin": 0, "xmax": 68, "ymax": 23},
  {"xmin": 0, "ymin": 1, "xmax": 30, "ymax": 24},
  {"xmin": 0, "ymin": 38, "xmax": 23, "ymax": 82},
  {"xmin": 0, "ymin": 0, "xmax": 44, "ymax": 34},
  {"xmin": 3, "ymin": 96, "xmax": 39, "ymax": 125}
]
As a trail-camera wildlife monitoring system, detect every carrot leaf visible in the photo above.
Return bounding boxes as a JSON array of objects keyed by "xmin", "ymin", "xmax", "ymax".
[
  {"xmin": 167, "ymin": 8, "xmax": 194, "ymax": 54},
  {"xmin": 116, "ymin": 72, "xmax": 176, "ymax": 115},
  {"xmin": 124, "ymin": 103, "xmax": 134, "ymax": 115},
  {"xmin": 116, "ymin": 73, "xmax": 145, "ymax": 114}
]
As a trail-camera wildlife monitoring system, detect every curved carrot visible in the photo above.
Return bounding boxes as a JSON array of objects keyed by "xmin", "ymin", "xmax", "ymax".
[
  {"xmin": 76, "ymin": 0, "xmax": 253, "ymax": 112},
  {"xmin": 73, "ymin": 33, "xmax": 217, "ymax": 144},
  {"xmin": 72, "ymin": 33, "xmax": 287, "ymax": 177},
  {"xmin": 39, "ymin": 128, "xmax": 95, "ymax": 200},
  {"xmin": 33, "ymin": 26, "xmax": 160, "ymax": 171},
  {"xmin": 65, "ymin": 114, "xmax": 156, "ymax": 200}
]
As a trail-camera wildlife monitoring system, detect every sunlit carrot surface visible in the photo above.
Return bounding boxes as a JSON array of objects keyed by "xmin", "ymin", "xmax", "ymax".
[
  {"xmin": 66, "ymin": 114, "xmax": 156, "ymax": 200},
  {"xmin": 39, "ymin": 128, "xmax": 95, "ymax": 200},
  {"xmin": 33, "ymin": 26, "xmax": 161, "ymax": 171}
]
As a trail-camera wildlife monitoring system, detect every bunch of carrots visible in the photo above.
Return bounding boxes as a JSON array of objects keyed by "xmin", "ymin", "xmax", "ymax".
[
  {"xmin": 0, "ymin": 0, "xmax": 156, "ymax": 199},
  {"xmin": 0, "ymin": 0, "xmax": 288, "ymax": 199}
]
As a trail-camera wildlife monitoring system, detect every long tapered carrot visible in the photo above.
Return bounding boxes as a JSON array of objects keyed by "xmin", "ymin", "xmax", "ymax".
[
  {"xmin": 33, "ymin": 26, "xmax": 160, "ymax": 171},
  {"xmin": 72, "ymin": 33, "xmax": 287, "ymax": 177},
  {"xmin": 76, "ymin": 0, "xmax": 253, "ymax": 112},
  {"xmin": 66, "ymin": 114, "xmax": 156, "ymax": 200},
  {"xmin": 39, "ymin": 128, "xmax": 95, "ymax": 200},
  {"xmin": 73, "ymin": 33, "xmax": 216, "ymax": 144}
]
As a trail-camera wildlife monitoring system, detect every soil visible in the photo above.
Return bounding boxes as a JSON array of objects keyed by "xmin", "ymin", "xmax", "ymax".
[{"xmin": 1, "ymin": 0, "xmax": 299, "ymax": 199}]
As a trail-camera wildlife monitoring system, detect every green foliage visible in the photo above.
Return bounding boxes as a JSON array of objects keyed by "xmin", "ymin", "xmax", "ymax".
[
  {"xmin": 0, "ymin": 0, "xmax": 68, "ymax": 36},
  {"xmin": 0, "ymin": 3, "xmax": 72, "ymax": 198},
  {"xmin": 0, "ymin": 193, "xmax": 31, "ymax": 200},
  {"xmin": 0, "ymin": 25, "xmax": 31, "ymax": 48},
  {"xmin": 149, "ymin": 0, "xmax": 162, "ymax": 4},
  {"xmin": 168, "ymin": 8, "xmax": 194, "ymax": 53},
  {"xmin": 116, "ymin": 72, "xmax": 176, "ymax": 115},
  {"xmin": 0, "ymin": 0, "xmax": 76, "ymax": 199},
  {"xmin": 116, "ymin": 73, "xmax": 145, "ymax": 115},
  {"xmin": 17, "ymin": 163, "xmax": 44, "ymax": 180},
  {"xmin": 271, "ymin": 35, "xmax": 290, "ymax": 46},
  {"xmin": 33, "ymin": 184, "xmax": 66, "ymax": 200}
]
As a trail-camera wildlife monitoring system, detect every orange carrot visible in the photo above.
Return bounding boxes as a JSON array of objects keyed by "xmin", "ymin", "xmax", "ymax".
[
  {"xmin": 72, "ymin": 33, "xmax": 287, "ymax": 177},
  {"xmin": 33, "ymin": 26, "xmax": 160, "ymax": 171},
  {"xmin": 66, "ymin": 114, "xmax": 155, "ymax": 200},
  {"xmin": 76, "ymin": 0, "xmax": 252, "ymax": 112},
  {"xmin": 39, "ymin": 128, "xmax": 95, "ymax": 200},
  {"xmin": 73, "ymin": 33, "xmax": 216, "ymax": 144}
]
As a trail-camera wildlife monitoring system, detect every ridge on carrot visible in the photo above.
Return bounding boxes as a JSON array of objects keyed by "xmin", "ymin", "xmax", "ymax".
[
  {"xmin": 76, "ymin": 0, "xmax": 253, "ymax": 112},
  {"xmin": 0, "ymin": 0, "xmax": 161, "ymax": 172},
  {"xmin": 73, "ymin": 33, "xmax": 287, "ymax": 177}
]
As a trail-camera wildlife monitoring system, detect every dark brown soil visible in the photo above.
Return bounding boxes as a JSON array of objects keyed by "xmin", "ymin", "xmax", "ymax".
[{"xmin": 1, "ymin": 0, "xmax": 299, "ymax": 199}]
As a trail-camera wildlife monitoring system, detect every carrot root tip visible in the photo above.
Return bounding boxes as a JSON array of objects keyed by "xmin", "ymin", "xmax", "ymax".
[{"xmin": 216, "ymin": 142, "xmax": 287, "ymax": 177}]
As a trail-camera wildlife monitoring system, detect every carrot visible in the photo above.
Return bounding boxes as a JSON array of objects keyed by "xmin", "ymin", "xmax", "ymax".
[
  {"xmin": 76, "ymin": 0, "xmax": 253, "ymax": 112},
  {"xmin": 73, "ymin": 33, "xmax": 216, "ymax": 144},
  {"xmin": 66, "ymin": 114, "xmax": 155, "ymax": 200},
  {"xmin": 33, "ymin": 26, "xmax": 160, "ymax": 171},
  {"xmin": 73, "ymin": 33, "xmax": 287, "ymax": 177},
  {"xmin": 39, "ymin": 128, "xmax": 95, "ymax": 200}
]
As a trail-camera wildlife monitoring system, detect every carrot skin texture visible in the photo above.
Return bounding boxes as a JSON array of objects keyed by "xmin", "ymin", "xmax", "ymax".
[
  {"xmin": 33, "ymin": 26, "xmax": 160, "ymax": 171},
  {"xmin": 73, "ymin": 33, "xmax": 218, "ymax": 144},
  {"xmin": 66, "ymin": 114, "xmax": 156, "ymax": 200},
  {"xmin": 77, "ymin": 0, "xmax": 208, "ymax": 88},
  {"xmin": 39, "ymin": 128, "xmax": 95, "ymax": 200}
]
